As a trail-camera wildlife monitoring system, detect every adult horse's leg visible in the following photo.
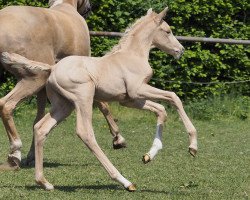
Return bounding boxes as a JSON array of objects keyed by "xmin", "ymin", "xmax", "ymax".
[
  {"xmin": 120, "ymin": 100, "xmax": 167, "ymax": 163},
  {"xmin": 96, "ymin": 101, "xmax": 126, "ymax": 149},
  {"xmin": 136, "ymin": 84, "xmax": 198, "ymax": 157},
  {"xmin": 25, "ymin": 88, "xmax": 47, "ymax": 166},
  {"xmin": 0, "ymin": 77, "xmax": 47, "ymax": 170}
]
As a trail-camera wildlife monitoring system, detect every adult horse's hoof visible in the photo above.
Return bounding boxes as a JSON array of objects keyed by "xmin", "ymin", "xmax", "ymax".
[
  {"xmin": 189, "ymin": 147, "xmax": 197, "ymax": 157},
  {"xmin": 8, "ymin": 154, "xmax": 21, "ymax": 166},
  {"xmin": 126, "ymin": 184, "xmax": 136, "ymax": 192},
  {"xmin": 142, "ymin": 153, "xmax": 151, "ymax": 164}
]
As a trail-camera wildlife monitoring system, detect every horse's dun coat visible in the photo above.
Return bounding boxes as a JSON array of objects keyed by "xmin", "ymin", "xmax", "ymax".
[
  {"xmin": 2, "ymin": 7, "xmax": 198, "ymax": 191},
  {"xmin": 0, "ymin": 0, "xmax": 124, "ymax": 170}
]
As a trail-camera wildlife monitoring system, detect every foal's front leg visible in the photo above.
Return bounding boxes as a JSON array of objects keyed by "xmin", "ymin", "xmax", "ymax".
[
  {"xmin": 120, "ymin": 100, "xmax": 167, "ymax": 163},
  {"xmin": 136, "ymin": 84, "xmax": 198, "ymax": 156}
]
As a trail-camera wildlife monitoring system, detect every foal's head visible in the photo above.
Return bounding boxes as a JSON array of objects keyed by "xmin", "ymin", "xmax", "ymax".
[{"xmin": 149, "ymin": 7, "xmax": 184, "ymax": 59}]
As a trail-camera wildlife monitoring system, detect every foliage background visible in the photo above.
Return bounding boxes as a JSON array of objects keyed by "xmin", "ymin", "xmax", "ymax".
[{"xmin": 0, "ymin": 0, "xmax": 249, "ymax": 99}]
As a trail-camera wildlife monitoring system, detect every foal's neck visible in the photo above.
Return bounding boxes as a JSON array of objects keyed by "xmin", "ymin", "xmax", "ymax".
[{"xmin": 124, "ymin": 35, "xmax": 153, "ymax": 59}]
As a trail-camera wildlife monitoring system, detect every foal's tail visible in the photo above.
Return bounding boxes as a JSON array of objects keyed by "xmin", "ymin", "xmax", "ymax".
[{"xmin": 1, "ymin": 52, "xmax": 51, "ymax": 75}]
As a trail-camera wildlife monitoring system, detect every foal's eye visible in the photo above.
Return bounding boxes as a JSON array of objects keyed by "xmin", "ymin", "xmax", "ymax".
[{"xmin": 166, "ymin": 30, "xmax": 171, "ymax": 34}]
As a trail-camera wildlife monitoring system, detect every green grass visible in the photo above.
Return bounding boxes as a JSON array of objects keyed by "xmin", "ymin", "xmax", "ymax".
[{"xmin": 0, "ymin": 97, "xmax": 249, "ymax": 200}]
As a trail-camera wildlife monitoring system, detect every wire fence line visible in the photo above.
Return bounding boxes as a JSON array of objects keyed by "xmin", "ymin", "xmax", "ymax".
[
  {"xmin": 90, "ymin": 31, "xmax": 250, "ymax": 45},
  {"xmin": 151, "ymin": 79, "xmax": 250, "ymax": 85},
  {"xmin": 90, "ymin": 31, "xmax": 250, "ymax": 85}
]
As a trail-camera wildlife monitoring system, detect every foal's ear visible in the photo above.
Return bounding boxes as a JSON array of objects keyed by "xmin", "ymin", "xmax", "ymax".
[
  {"xmin": 147, "ymin": 8, "xmax": 153, "ymax": 15},
  {"xmin": 155, "ymin": 6, "xmax": 168, "ymax": 24}
]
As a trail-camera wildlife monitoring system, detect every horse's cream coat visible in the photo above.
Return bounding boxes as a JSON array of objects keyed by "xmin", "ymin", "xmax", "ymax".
[{"xmin": 2, "ymin": 7, "xmax": 198, "ymax": 191}]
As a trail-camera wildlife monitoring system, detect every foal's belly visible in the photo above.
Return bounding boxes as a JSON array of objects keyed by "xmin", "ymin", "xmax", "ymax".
[{"xmin": 94, "ymin": 88, "xmax": 129, "ymax": 102}]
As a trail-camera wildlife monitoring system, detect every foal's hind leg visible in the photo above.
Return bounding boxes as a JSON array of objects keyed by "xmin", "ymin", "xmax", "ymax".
[
  {"xmin": 96, "ymin": 101, "xmax": 126, "ymax": 149},
  {"xmin": 73, "ymin": 84, "xmax": 135, "ymax": 191},
  {"xmin": 25, "ymin": 88, "xmax": 47, "ymax": 166},
  {"xmin": 120, "ymin": 99, "xmax": 167, "ymax": 163},
  {"xmin": 0, "ymin": 78, "xmax": 46, "ymax": 170},
  {"xmin": 35, "ymin": 89, "xmax": 73, "ymax": 190}
]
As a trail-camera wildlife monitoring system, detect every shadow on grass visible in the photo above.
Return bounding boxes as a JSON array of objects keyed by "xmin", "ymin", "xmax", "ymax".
[
  {"xmin": 139, "ymin": 188, "xmax": 190, "ymax": 196},
  {"xmin": 25, "ymin": 184, "xmax": 121, "ymax": 192},
  {"xmin": 25, "ymin": 184, "xmax": 191, "ymax": 196},
  {"xmin": 20, "ymin": 161, "xmax": 90, "ymax": 169}
]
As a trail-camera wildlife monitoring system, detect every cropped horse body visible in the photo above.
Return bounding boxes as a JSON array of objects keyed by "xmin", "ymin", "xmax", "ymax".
[
  {"xmin": 2, "ymin": 7, "xmax": 198, "ymax": 191},
  {"xmin": 0, "ymin": 0, "xmax": 124, "ymax": 170}
]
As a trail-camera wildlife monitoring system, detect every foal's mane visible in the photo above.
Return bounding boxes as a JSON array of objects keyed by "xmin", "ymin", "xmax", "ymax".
[{"xmin": 105, "ymin": 14, "xmax": 152, "ymax": 56}]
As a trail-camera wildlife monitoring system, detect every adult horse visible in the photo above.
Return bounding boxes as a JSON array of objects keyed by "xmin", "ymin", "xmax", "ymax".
[
  {"xmin": 0, "ymin": 0, "xmax": 125, "ymax": 170},
  {"xmin": 2, "ymin": 7, "xmax": 198, "ymax": 191}
]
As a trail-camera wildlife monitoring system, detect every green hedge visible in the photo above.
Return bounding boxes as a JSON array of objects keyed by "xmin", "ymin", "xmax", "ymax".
[{"xmin": 0, "ymin": 0, "xmax": 249, "ymax": 99}]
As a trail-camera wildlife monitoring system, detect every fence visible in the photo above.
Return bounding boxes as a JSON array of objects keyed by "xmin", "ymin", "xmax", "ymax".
[{"xmin": 90, "ymin": 31, "xmax": 250, "ymax": 45}]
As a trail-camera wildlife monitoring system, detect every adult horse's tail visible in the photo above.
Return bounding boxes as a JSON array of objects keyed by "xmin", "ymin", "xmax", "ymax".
[{"xmin": 1, "ymin": 52, "xmax": 52, "ymax": 75}]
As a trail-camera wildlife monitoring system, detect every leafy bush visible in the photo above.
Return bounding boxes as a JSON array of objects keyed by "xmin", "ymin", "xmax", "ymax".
[{"xmin": 88, "ymin": 0, "xmax": 249, "ymax": 99}]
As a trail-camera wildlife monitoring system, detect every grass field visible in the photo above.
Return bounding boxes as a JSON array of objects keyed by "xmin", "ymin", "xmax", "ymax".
[{"xmin": 0, "ymin": 98, "xmax": 249, "ymax": 200}]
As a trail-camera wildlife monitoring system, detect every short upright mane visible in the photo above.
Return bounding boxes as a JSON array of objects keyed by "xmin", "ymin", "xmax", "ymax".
[{"xmin": 105, "ymin": 15, "xmax": 150, "ymax": 56}]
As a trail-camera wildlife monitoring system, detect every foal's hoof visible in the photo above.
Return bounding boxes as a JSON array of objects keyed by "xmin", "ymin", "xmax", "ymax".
[
  {"xmin": 189, "ymin": 147, "xmax": 197, "ymax": 157},
  {"xmin": 142, "ymin": 153, "xmax": 151, "ymax": 164},
  {"xmin": 126, "ymin": 184, "xmax": 136, "ymax": 192}
]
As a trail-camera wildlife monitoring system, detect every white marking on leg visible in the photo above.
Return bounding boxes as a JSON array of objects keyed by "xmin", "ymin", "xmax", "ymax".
[
  {"xmin": 9, "ymin": 139, "xmax": 22, "ymax": 161},
  {"xmin": 116, "ymin": 173, "xmax": 132, "ymax": 188},
  {"xmin": 147, "ymin": 124, "xmax": 163, "ymax": 160}
]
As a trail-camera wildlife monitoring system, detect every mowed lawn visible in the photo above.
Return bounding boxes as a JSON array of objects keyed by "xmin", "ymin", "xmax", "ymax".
[{"xmin": 0, "ymin": 102, "xmax": 249, "ymax": 200}]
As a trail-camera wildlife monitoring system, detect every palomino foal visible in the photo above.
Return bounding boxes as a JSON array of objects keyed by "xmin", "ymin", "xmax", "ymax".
[
  {"xmin": 0, "ymin": 0, "xmax": 124, "ymax": 170},
  {"xmin": 2, "ymin": 7, "xmax": 197, "ymax": 191}
]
